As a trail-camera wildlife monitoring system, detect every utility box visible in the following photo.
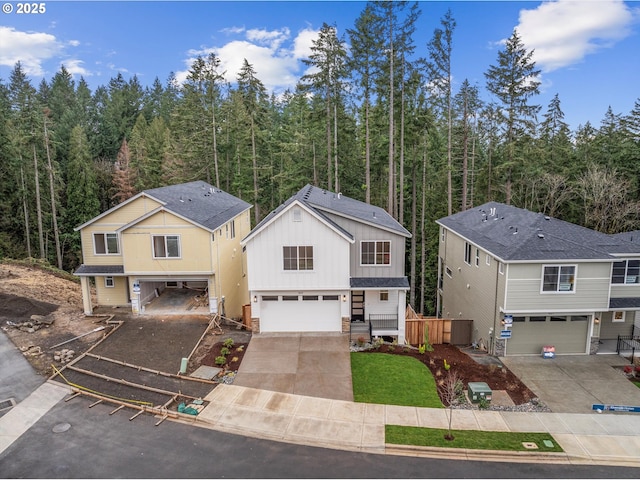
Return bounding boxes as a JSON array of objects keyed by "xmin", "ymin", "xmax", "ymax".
[{"xmin": 468, "ymin": 382, "xmax": 492, "ymax": 403}]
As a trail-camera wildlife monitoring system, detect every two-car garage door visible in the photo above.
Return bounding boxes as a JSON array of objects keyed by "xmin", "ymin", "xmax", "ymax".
[{"xmin": 259, "ymin": 293, "xmax": 342, "ymax": 333}]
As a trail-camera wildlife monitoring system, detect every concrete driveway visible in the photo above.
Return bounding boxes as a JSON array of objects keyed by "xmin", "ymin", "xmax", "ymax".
[
  {"xmin": 502, "ymin": 354, "xmax": 640, "ymax": 413},
  {"xmin": 233, "ymin": 333, "xmax": 353, "ymax": 401}
]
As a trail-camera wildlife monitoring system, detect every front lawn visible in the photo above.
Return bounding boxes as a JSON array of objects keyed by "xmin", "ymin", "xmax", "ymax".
[
  {"xmin": 386, "ymin": 425, "xmax": 564, "ymax": 452},
  {"xmin": 350, "ymin": 352, "xmax": 442, "ymax": 408}
]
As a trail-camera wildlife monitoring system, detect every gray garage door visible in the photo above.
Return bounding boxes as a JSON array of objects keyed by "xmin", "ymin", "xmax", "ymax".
[{"xmin": 506, "ymin": 314, "xmax": 590, "ymax": 355}]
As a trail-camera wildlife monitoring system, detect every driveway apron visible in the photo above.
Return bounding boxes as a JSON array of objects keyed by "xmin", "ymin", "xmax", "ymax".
[
  {"xmin": 233, "ymin": 333, "xmax": 353, "ymax": 401},
  {"xmin": 501, "ymin": 354, "xmax": 640, "ymax": 413}
]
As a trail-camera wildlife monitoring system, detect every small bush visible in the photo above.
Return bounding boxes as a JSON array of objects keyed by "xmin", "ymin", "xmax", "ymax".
[
  {"xmin": 478, "ymin": 397, "xmax": 490, "ymax": 410},
  {"xmin": 220, "ymin": 347, "xmax": 230, "ymax": 356},
  {"xmin": 214, "ymin": 356, "xmax": 226, "ymax": 366},
  {"xmin": 223, "ymin": 338, "xmax": 235, "ymax": 348},
  {"xmin": 357, "ymin": 336, "xmax": 366, "ymax": 347}
]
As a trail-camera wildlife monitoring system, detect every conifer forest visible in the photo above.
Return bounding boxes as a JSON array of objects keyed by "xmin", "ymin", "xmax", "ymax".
[{"xmin": 1, "ymin": 2, "xmax": 639, "ymax": 315}]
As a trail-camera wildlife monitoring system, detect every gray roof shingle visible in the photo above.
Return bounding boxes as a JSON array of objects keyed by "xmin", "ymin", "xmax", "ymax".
[
  {"xmin": 437, "ymin": 202, "xmax": 640, "ymax": 261},
  {"xmin": 144, "ymin": 181, "xmax": 251, "ymax": 232},
  {"xmin": 74, "ymin": 265, "xmax": 125, "ymax": 276},
  {"xmin": 350, "ymin": 277, "xmax": 410, "ymax": 289}
]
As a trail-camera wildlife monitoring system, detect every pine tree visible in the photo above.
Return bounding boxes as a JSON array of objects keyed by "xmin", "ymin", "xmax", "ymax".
[{"xmin": 484, "ymin": 29, "xmax": 541, "ymax": 204}]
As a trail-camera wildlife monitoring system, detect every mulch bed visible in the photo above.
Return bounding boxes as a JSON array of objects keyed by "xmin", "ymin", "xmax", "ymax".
[{"xmin": 357, "ymin": 343, "xmax": 537, "ymax": 405}]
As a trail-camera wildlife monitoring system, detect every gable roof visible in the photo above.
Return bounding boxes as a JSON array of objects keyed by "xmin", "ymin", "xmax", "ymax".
[
  {"xmin": 76, "ymin": 181, "xmax": 251, "ymax": 233},
  {"xmin": 437, "ymin": 201, "xmax": 640, "ymax": 262},
  {"xmin": 243, "ymin": 184, "xmax": 411, "ymax": 244}
]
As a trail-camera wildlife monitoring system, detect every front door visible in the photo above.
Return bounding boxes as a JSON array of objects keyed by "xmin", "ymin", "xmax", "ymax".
[{"xmin": 351, "ymin": 290, "xmax": 364, "ymax": 322}]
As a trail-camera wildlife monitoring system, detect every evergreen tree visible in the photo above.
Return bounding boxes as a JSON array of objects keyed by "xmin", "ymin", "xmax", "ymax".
[{"xmin": 484, "ymin": 29, "xmax": 541, "ymax": 204}]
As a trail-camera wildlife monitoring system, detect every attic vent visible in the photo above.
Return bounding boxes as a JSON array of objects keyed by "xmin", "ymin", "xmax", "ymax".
[
  {"xmin": 538, "ymin": 233, "xmax": 545, "ymax": 239},
  {"xmin": 337, "ymin": 192, "xmax": 342, "ymax": 199},
  {"xmin": 179, "ymin": 196, "xmax": 184, "ymax": 202},
  {"xmin": 490, "ymin": 207, "xmax": 496, "ymax": 216},
  {"xmin": 210, "ymin": 187, "xmax": 215, "ymax": 194},
  {"xmin": 513, "ymin": 227, "xmax": 518, "ymax": 234},
  {"xmin": 545, "ymin": 216, "xmax": 550, "ymax": 220},
  {"xmin": 293, "ymin": 208, "xmax": 302, "ymax": 222},
  {"xmin": 372, "ymin": 211, "xmax": 376, "ymax": 219}
]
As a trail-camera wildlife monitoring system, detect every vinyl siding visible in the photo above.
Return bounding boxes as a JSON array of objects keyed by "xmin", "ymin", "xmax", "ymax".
[
  {"xmin": 95, "ymin": 276, "xmax": 129, "ymax": 306},
  {"xmin": 79, "ymin": 196, "xmax": 163, "ymax": 266},
  {"xmin": 439, "ymin": 230, "xmax": 500, "ymax": 343},
  {"xmin": 121, "ymin": 211, "xmax": 214, "ymax": 274},
  {"xmin": 504, "ymin": 262, "xmax": 610, "ymax": 312},
  {"xmin": 599, "ymin": 311, "xmax": 637, "ymax": 339},
  {"xmin": 322, "ymin": 212, "xmax": 406, "ymax": 277},
  {"xmin": 245, "ymin": 206, "xmax": 350, "ymax": 291}
]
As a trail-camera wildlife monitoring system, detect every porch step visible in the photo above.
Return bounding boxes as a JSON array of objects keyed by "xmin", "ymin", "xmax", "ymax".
[{"xmin": 350, "ymin": 321, "xmax": 371, "ymax": 343}]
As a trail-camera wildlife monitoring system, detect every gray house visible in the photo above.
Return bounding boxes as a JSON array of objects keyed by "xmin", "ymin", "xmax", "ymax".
[
  {"xmin": 242, "ymin": 184, "xmax": 411, "ymax": 341},
  {"xmin": 437, "ymin": 202, "xmax": 640, "ymax": 356}
]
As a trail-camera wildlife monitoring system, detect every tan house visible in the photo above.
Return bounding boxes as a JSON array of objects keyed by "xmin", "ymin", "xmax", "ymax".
[{"xmin": 74, "ymin": 181, "xmax": 252, "ymax": 319}]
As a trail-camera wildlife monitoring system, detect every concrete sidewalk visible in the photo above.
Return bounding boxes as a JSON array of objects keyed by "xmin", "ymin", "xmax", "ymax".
[{"xmin": 193, "ymin": 384, "xmax": 640, "ymax": 467}]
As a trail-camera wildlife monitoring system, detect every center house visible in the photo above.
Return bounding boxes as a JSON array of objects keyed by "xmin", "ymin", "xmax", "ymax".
[{"xmin": 241, "ymin": 185, "xmax": 412, "ymax": 341}]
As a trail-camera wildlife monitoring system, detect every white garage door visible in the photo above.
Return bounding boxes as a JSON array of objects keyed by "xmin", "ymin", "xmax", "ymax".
[
  {"xmin": 506, "ymin": 315, "xmax": 590, "ymax": 355},
  {"xmin": 260, "ymin": 294, "xmax": 342, "ymax": 333}
]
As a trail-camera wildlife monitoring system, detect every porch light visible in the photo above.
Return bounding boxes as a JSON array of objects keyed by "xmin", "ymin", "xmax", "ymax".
[
  {"xmin": 252, "ymin": 295, "xmax": 257, "ymax": 303},
  {"xmin": 594, "ymin": 317, "xmax": 600, "ymax": 324},
  {"xmin": 342, "ymin": 294, "xmax": 347, "ymax": 302}
]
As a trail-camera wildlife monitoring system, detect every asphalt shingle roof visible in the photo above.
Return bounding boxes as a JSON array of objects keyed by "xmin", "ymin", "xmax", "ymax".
[
  {"xmin": 143, "ymin": 181, "xmax": 251, "ymax": 232},
  {"xmin": 350, "ymin": 277, "xmax": 410, "ymax": 289},
  {"xmin": 74, "ymin": 265, "xmax": 125, "ymax": 276},
  {"xmin": 437, "ymin": 202, "xmax": 640, "ymax": 262}
]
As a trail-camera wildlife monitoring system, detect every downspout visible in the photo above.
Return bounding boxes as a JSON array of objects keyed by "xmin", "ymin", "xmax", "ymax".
[{"xmin": 491, "ymin": 262, "xmax": 500, "ymax": 356}]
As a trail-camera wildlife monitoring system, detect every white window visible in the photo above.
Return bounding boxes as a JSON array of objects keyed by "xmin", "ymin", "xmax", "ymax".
[
  {"xmin": 441, "ymin": 228, "xmax": 445, "ymax": 242},
  {"xmin": 94, "ymin": 233, "xmax": 119, "ymax": 255},
  {"xmin": 283, "ymin": 246, "xmax": 313, "ymax": 271},
  {"xmin": 445, "ymin": 266, "xmax": 452, "ymax": 278},
  {"xmin": 361, "ymin": 241, "xmax": 391, "ymax": 265},
  {"xmin": 498, "ymin": 262, "xmax": 504, "ymax": 275},
  {"xmin": 611, "ymin": 260, "xmax": 640, "ymax": 284},
  {"xmin": 464, "ymin": 242, "xmax": 472, "ymax": 265},
  {"xmin": 230, "ymin": 220, "xmax": 235, "ymax": 239},
  {"xmin": 379, "ymin": 290, "xmax": 389, "ymax": 301},
  {"xmin": 486, "ymin": 255, "xmax": 491, "ymax": 266},
  {"xmin": 475, "ymin": 248, "xmax": 480, "ymax": 267},
  {"xmin": 612, "ymin": 311, "xmax": 626, "ymax": 322},
  {"xmin": 152, "ymin": 235, "xmax": 180, "ymax": 258},
  {"xmin": 104, "ymin": 277, "xmax": 114, "ymax": 288},
  {"xmin": 542, "ymin": 265, "xmax": 576, "ymax": 293}
]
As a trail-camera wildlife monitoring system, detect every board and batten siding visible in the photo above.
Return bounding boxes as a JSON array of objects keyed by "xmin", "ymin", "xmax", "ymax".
[
  {"xmin": 599, "ymin": 311, "xmax": 637, "ymax": 339},
  {"xmin": 439, "ymin": 230, "xmax": 501, "ymax": 343},
  {"xmin": 504, "ymin": 262, "xmax": 611, "ymax": 312},
  {"xmin": 322, "ymin": 212, "xmax": 406, "ymax": 277},
  {"xmin": 245, "ymin": 206, "xmax": 351, "ymax": 291}
]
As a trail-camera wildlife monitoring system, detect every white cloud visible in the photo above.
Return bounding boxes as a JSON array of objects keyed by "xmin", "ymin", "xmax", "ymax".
[
  {"xmin": 0, "ymin": 26, "xmax": 62, "ymax": 75},
  {"xmin": 515, "ymin": 0, "xmax": 637, "ymax": 72},
  {"xmin": 178, "ymin": 26, "xmax": 320, "ymax": 92},
  {"xmin": 62, "ymin": 59, "xmax": 91, "ymax": 77}
]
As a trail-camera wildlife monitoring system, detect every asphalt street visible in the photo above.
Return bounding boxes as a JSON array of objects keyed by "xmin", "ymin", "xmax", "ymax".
[{"xmin": 1, "ymin": 395, "xmax": 639, "ymax": 479}]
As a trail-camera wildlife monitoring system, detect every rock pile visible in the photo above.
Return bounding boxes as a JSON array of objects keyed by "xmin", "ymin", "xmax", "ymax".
[
  {"xmin": 53, "ymin": 348, "xmax": 75, "ymax": 363},
  {"xmin": 5, "ymin": 314, "xmax": 55, "ymax": 333}
]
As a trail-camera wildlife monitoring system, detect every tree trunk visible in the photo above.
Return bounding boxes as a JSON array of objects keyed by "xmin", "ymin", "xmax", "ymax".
[
  {"xmin": 420, "ymin": 143, "xmax": 427, "ymax": 315},
  {"xmin": 251, "ymin": 118, "xmax": 260, "ymax": 223},
  {"xmin": 365, "ymin": 100, "xmax": 371, "ymax": 204},
  {"xmin": 398, "ymin": 58, "xmax": 405, "ymax": 224},
  {"xmin": 333, "ymin": 102, "xmax": 339, "ymax": 192},
  {"xmin": 20, "ymin": 165, "xmax": 32, "ymax": 258},
  {"xmin": 410, "ymin": 148, "xmax": 417, "ymax": 307},
  {"xmin": 212, "ymin": 104, "xmax": 220, "ymax": 188},
  {"xmin": 44, "ymin": 117, "xmax": 62, "ymax": 269},
  {"xmin": 387, "ymin": 19, "xmax": 395, "ymax": 216},
  {"xmin": 33, "ymin": 144, "xmax": 45, "ymax": 259}
]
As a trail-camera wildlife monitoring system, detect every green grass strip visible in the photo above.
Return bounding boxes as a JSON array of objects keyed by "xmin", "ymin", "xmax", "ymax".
[
  {"xmin": 386, "ymin": 425, "xmax": 564, "ymax": 452},
  {"xmin": 351, "ymin": 352, "xmax": 442, "ymax": 408}
]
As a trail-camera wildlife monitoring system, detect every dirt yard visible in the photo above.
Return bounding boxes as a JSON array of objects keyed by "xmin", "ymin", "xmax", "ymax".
[{"xmin": 1, "ymin": 261, "xmax": 536, "ymax": 408}]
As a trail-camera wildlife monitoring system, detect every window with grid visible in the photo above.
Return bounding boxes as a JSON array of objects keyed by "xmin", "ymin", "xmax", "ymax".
[
  {"xmin": 283, "ymin": 246, "xmax": 313, "ymax": 270},
  {"xmin": 361, "ymin": 241, "xmax": 391, "ymax": 265},
  {"xmin": 153, "ymin": 235, "xmax": 180, "ymax": 258},
  {"xmin": 542, "ymin": 265, "xmax": 576, "ymax": 292},
  {"xmin": 464, "ymin": 242, "xmax": 472, "ymax": 265},
  {"xmin": 611, "ymin": 260, "xmax": 640, "ymax": 284}
]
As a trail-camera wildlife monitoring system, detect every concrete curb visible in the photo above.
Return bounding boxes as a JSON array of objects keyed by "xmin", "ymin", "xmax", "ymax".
[{"xmin": 385, "ymin": 444, "xmax": 572, "ymax": 464}]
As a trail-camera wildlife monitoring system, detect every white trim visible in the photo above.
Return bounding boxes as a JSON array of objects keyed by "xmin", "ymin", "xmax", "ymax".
[
  {"xmin": 104, "ymin": 276, "xmax": 115, "ymax": 288},
  {"xmin": 151, "ymin": 234, "xmax": 182, "ymax": 259},
  {"xmin": 540, "ymin": 264, "xmax": 577, "ymax": 294},
  {"xmin": 241, "ymin": 199, "xmax": 355, "ymax": 246},
  {"xmin": 93, "ymin": 232, "xmax": 120, "ymax": 255},
  {"xmin": 74, "ymin": 192, "xmax": 152, "ymax": 231},
  {"xmin": 360, "ymin": 240, "xmax": 392, "ymax": 267},
  {"xmin": 612, "ymin": 311, "xmax": 626, "ymax": 322}
]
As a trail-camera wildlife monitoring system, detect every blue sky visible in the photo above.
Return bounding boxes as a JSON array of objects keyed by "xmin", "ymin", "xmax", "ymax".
[{"xmin": 1, "ymin": 1, "xmax": 639, "ymax": 131}]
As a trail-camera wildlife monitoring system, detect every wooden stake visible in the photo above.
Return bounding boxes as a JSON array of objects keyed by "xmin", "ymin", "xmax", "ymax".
[
  {"xmin": 65, "ymin": 392, "xmax": 82, "ymax": 402},
  {"xmin": 109, "ymin": 405, "xmax": 126, "ymax": 415},
  {"xmin": 89, "ymin": 399, "xmax": 102, "ymax": 408}
]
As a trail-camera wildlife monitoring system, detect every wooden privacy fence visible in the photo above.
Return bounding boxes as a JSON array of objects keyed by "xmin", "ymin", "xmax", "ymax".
[{"xmin": 405, "ymin": 306, "xmax": 473, "ymax": 346}]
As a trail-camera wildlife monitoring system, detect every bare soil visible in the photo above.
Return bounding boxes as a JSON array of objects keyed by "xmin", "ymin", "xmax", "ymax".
[{"xmin": 1, "ymin": 261, "xmax": 535, "ymax": 407}]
